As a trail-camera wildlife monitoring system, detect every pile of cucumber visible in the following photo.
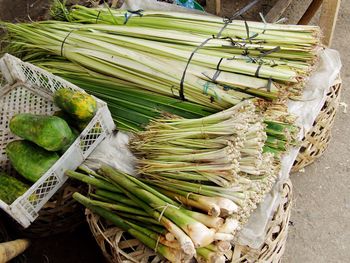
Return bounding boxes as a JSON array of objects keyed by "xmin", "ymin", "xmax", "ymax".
[{"xmin": 0, "ymin": 88, "xmax": 97, "ymax": 205}]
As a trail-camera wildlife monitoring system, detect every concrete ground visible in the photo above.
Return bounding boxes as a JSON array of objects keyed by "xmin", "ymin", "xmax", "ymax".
[
  {"xmin": 283, "ymin": 0, "xmax": 350, "ymax": 262},
  {"xmin": 221, "ymin": 0, "xmax": 350, "ymax": 261}
]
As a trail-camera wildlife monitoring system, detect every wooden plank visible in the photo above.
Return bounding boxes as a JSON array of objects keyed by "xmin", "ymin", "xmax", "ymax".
[
  {"xmin": 206, "ymin": 0, "xmax": 221, "ymax": 15},
  {"xmin": 319, "ymin": 0, "xmax": 341, "ymax": 47},
  {"xmin": 265, "ymin": 0, "xmax": 293, "ymax": 23},
  {"xmin": 215, "ymin": 0, "xmax": 221, "ymax": 16},
  {"xmin": 298, "ymin": 0, "xmax": 323, "ymax": 25}
]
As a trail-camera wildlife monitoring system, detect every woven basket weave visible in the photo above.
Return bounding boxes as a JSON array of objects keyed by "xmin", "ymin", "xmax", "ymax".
[
  {"xmin": 230, "ymin": 179, "xmax": 292, "ymax": 263},
  {"xmin": 86, "ymin": 179, "xmax": 292, "ymax": 263},
  {"xmin": 292, "ymin": 78, "xmax": 342, "ymax": 172}
]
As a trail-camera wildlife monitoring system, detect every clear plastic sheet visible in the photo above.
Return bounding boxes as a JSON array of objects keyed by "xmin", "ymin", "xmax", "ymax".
[
  {"xmin": 85, "ymin": 0, "xmax": 342, "ymax": 247},
  {"xmin": 236, "ymin": 48, "xmax": 342, "ymax": 248},
  {"xmin": 85, "ymin": 132, "xmax": 137, "ymax": 176},
  {"xmin": 119, "ymin": 0, "xmax": 204, "ymax": 13},
  {"xmin": 86, "ymin": 49, "xmax": 341, "ymax": 249}
]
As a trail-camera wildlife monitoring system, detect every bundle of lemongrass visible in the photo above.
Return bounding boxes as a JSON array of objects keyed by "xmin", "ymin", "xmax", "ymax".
[
  {"xmin": 50, "ymin": 2, "xmax": 321, "ymax": 96},
  {"xmin": 30, "ymin": 58, "xmax": 216, "ymax": 131},
  {"xmin": 3, "ymin": 3, "xmax": 321, "ymax": 106},
  {"xmin": 32, "ymin": 58, "xmax": 298, "ymax": 155},
  {"xmin": 1, "ymin": 3, "xmax": 306, "ymax": 152},
  {"xmin": 68, "ymin": 165, "xmax": 239, "ymax": 263},
  {"xmin": 130, "ymin": 102, "xmax": 279, "ymax": 223},
  {"xmin": 1, "ymin": 20, "xmax": 279, "ymax": 108}
]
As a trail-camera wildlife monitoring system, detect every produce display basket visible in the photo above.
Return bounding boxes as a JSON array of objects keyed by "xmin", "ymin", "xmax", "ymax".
[
  {"xmin": 230, "ymin": 179, "xmax": 292, "ymax": 263},
  {"xmin": 85, "ymin": 179, "xmax": 293, "ymax": 263},
  {"xmin": 292, "ymin": 77, "xmax": 342, "ymax": 172},
  {"xmin": 0, "ymin": 53, "xmax": 115, "ymax": 228}
]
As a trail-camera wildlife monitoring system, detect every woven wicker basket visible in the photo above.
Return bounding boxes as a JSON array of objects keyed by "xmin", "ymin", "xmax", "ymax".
[
  {"xmin": 86, "ymin": 179, "xmax": 293, "ymax": 263},
  {"xmin": 230, "ymin": 179, "xmax": 292, "ymax": 263},
  {"xmin": 292, "ymin": 78, "xmax": 342, "ymax": 172},
  {"xmin": 7, "ymin": 179, "xmax": 86, "ymax": 238}
]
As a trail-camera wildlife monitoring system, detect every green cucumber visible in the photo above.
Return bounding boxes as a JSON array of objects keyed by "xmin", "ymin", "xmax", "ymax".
[
  {"xmin": 54, "ymin": 88, "xmax": 97, "ymax": 122},
  {"xmin": 53, "ymin": 110, "xmax": 75, "ymax": 126},
  {"xmin": 59, "ymin": 128, "xmax": 80, "ymax": 154},
  {"xmin": 54, "ymin": 110, "xmax": 89, "ymax": 132},
  {"xmin": 10, "ymin": 113, "xmax": 73, "ymax": 151},
  {"xmin": 6, "ymin": 140, "xmax": 60, "ymax": 183},
  {"xmin": 0, "ymin": 172, "xmax": 30, "ymax": 204}
]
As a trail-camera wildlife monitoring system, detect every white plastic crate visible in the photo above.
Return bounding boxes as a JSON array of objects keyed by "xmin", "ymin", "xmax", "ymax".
[{"xmin": 0, "ymin": 54, "xmax": 115, "ymax": 228}]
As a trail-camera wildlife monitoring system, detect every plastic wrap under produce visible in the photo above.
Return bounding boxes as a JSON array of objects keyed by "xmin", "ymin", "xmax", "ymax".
[
  {"xmin": 85, "ymin": 48, "xmax": 342, "ymax": 250},
  {"xmin": 236, "ymin": 48, "xmax": 342, "ymax": 248},
  {"xmin": 119, "ymin": 0, "xmax": 205, "ymax": 13}
]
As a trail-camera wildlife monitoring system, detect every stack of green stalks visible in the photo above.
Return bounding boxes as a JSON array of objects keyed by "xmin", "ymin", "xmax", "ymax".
[
  {"xmin": 130, "ymin": 102, "xmax": 279, "ymax": 221},
  {"xmin": 68, "ymin": 165, "xmax": 246, "ymax": 263},
  {"xmin": 0, "ymin": 2, "xmax": 309, "ymax": 153},
  {"xmin": 50, "ymin": 1, "xmax": 321, "ymax": 99},
  {"xmin": 32, "ymin": 59, "xmax": 298, "ymax": 156}
]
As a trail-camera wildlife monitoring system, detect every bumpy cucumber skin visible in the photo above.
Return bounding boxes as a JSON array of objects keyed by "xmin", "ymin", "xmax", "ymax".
[
  {"xmin": 54, "ymin": 110, "xmax": 88, "ymax": 132},
  {"xmin": 59, "ymin": 127, "xmax": 80, "ymax": 155},
  {"xmin": 53, "ymin": 110, "xmax": 75, "ymax": 126},
  {"xmin": 6, "ymin": 140, "xmax": 60, "ymax": 183},
  {"xmin": 10, "ymin": 113, "xmax": 73, "ymax": 151},
  {"xmin": 0, "ymin": 172, "xmax": 30, "ymax": 204},
  {"xmin": 54, "ymin": 88, "xmax": 97, "ymax": 122}
]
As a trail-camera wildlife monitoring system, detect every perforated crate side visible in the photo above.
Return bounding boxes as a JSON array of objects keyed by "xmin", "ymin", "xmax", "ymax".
[
  {"xmin": 12, "ymin": 146, "xmax": 84, "ymax": 222},
  {"xmin": 0, "ymin": 54, "xmax": 115, "ymax": 228},
  {"xmin": 1, "ymin": 54, "xmax": 84, "ymax": 94},
  {"xmin": 79, "ymin": 106, "xmax": 115, "ymax": 158},
  {"xmin": 0, "ymin": 83, "xmax": 59, "ymax": 177}
]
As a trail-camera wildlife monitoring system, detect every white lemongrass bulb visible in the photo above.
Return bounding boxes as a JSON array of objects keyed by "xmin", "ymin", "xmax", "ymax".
[
  {"xmin": 218, "ymin": 218, "xmax": 240, "ymax": 234},
  {"xmin": 0, "ymin": 239, "xmax": 30, "ymax": 263}
]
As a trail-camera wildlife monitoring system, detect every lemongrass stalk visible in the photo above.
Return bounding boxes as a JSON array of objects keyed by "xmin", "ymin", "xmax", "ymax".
[
  {"xmin": 138, "ymin": 161, "xmax": 237, "ymax": 173},
  {"xmin": 3, "ymin": 20, "xmax": 315, "ymax": 105},
  {"xmin": 182, "ymin": 210, "xmax": 224, "ymax": 229},
  {"xmin": 83, "ymin": 198, "xmax": 149, "ymax": 216},
  {"xmin": 143, "ymin": 171, "xmax": 213, "ymax": 182},
  {"xmin": 206, "ymin": 241, "xmax": 232, "ymax": 253},
  {"xmin": 95, "ymin": 189, "xmax": 139, "ymax": 207},
  {"xmin": 125, "ymin": 221, "xmax": 181, "ymax": 250},
  {"xmin": 165, "ymin": 233, "xmax": 176, "ymax": 242},
  {"xmin": 196, "ymin": 247, "xmax": 226, "ymax": 263},
  {"xmin": 73, "ymin": 193, "xmax": 185, "ymax": 262},
  {"xmin": 265, "ymin": 136, "xmax": 287, "ymax": 151},
  {"xmin": 54, "ymin": 5, "xmax": 320, "ymax": 46},
  {"xmin": 155, "ymin": 188, "xmax": 221, "ymax": 217},
  {"xmin": 121, "ymin": 171, "xmax": 225, "ymax": 228},
  {"xmin": 263, "ymin": 146, "xmax": 282, "ymax": 157},
  {"xmin": 218, "ymin": 218, "xmax": 240, "ymax": 234},
  {"xmin": 94, "ymin": 172, "xmax": 196, "ymax": 255},
  {"xmin": 117, "ymin": 213, "xmax": 163, "ymax": 227},
  {"xmin": 65, "ymin": 170, "xmax": 122, "ymax": 193},
  {"xmin": 213, "ymin": 233, "xmax": 234, "ymax": 241},
  {"xmin": 150, "ymin": 101, "xmax": 254, "ymax": 127},
  {"xmin": 89, "ymin": 193, "xmax": 112, "ymax": 203},
  {"xmin": 150, "ymin": 147, "xmax": 236, "ymax": 163},
  {"xmin": 100, "ymin": 165, "xmax": 216, "ymax": 248},
  {"xmin": 154, "ymin": 186, "xmax": 239, "ymax": 217},
  {"xmin": 78, "ymin": 165, "xmax": 109, "ymax": 181},
  {"xmin": 143, "ymin": 179, "xmax": 247, "ymax": 206}
]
